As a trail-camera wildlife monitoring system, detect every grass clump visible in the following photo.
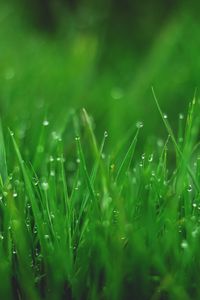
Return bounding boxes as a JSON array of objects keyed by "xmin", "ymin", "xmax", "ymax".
[{"xmin": 0, "ymin": 97, "xmax": 200, "ymax": 300}]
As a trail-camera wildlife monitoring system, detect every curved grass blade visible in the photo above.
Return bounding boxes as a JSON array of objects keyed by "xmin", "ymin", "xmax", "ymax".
[
  {"xmin": 115, "ymin": 128, "xmax": 139, "ymax": 186},
  {"xmin": 152, "ymin": 87, "xmax": 200, "ymax": 192},
  {"xmin": 0, "ymin": 122, "xmax": 8, "ymax": 185}
]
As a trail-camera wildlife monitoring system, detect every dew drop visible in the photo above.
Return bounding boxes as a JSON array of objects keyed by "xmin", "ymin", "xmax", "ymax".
[
  {"xmin": 187, "ymin": 185, "xmax": 192, "ymax": 192},
  {"xmin": 41, "ymin": 182, "xmax": 49, "ymax": 191},
  {"xmin": 163, "ymin": 114, "xmax": 168, "ymax": 119},
  {"xmin": 179, "ymin": 113, "xmax": 184, "ymax": 120},
  {"xmin": 104, "ymin": 131, "xmax": 108, "ymax": 138},
  {"xmin": 148, "ymin": 154, "xmax": 154, "ymax": 162},
  {"xmin": 136, "ymin": 121, "xmax": 143, "ymax": 129},
  {"xmin": 13, "ymin": 192, "xmax": 18, "ymax": 198},
  {"xmin": 52, "ymin": 131, "xmax": 59, "ymax": 140},
  {"xmin": 33, "ymin": 179, "xmax": 39, "ymax": 186},
  {"xmin": 50, "ymin": 170, "xmax": 55, "ymax": 177},
  {"xmin": 49, "ymin": 156, "xmax": 54, "ymax": 162},
  {"xmin": 43, "ymin": 120, "xmax": 49, "ymax": 126},
  {"xmin": 101, "ymin": 153, "xmax": 106, "ymax": 159},
  {"xmin": 181, "ymin": 240, "xmax": 188, "ymax": 249},
  {"xmin": 157, "ymin": 139, "xmax": 164, "ymax": 147},
  {"xmin": 192, "ymin": 228, "xmax": 199, "ymax": 238},
  {"xmin": 50, "ymin": 213, "xmax": 55, "ymax": 219}
]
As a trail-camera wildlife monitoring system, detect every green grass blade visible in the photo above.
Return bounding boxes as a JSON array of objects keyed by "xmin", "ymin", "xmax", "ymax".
[
  {"xmin": 152, "ymin": 87, "xmax": 200, "ymax": 192},
  {"xmin": 115, "ymin": 128, "xmax": 139, "ymax": 186},
  {"xmin": 0, "ymin": 122, "xmax": 8, "ymax": 185}
]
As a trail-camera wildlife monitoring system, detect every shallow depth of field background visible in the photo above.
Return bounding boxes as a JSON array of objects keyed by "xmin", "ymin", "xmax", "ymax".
[{"xmin": 1, "ymin": 0, "xmax": 200, "ymax": 143}]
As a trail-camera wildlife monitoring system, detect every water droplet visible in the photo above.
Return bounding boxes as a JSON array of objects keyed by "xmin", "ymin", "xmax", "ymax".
[
  {"xmin": 43, "ymin": 120, "xmax": 49, "ymax": 126},
  {"xmin": 44, "ymin": 234, "xmax": 49, "ymax": 240},
  {"xmin": 187, "ymin": 185, "xmax": 192, "ymax": 192},
  {"xmin": 75, "ymin": 136, "xmax": 80, "ymax": 141},
  {"xmin": 181, "ymin": 240, "xmax": 188, "ymax": 249},
  {"xmin": 52, "ymin": 131, "xmax": 59, "ymax": 140},
  {"xmin": 0, "ymin": 234, "xmax": 4, "ymax": 240},
  {"xmin": 163, "ymin": 180, "xmax": 168, "ymax": 186},
  {"xmin": 179, "ymin": 113, "xmax": 184, "ymax": 120},
  {"xmin": 41, "ymin": 182, "xmax": 49, "ymax": 191},
  {"xmin": 193, "ymin": 203, "xmax": 197, "ymax": 208},
  {"xmin": 49, "ymin": 156, "xmax": 54, "ymax": 162},
  {"xmin": 50, "ymin": 170, "xmax": 55, "ymax": 177},
  {"xmin": 10, "ymin": 131, "xmax": 14, "ymax": 137},
  {"xmin": 148, "ymin": 154, "xmax": 154, "ymax": 162},
  {"xmin": 13, "ymin": 192, "xmax": 18, "ymax": 198},
  {"xmin": 157, "ymin": 139, "xmax": 164, "ymax": 147},
  {"xmin": 101, "ymin": 153, "xmax": 105, "ymax": 159},
  {"xmin": 33, "ymin": 226, "xmax": 38, "ymax": 234},
  {"xmin": 163, "ymin": 114, "xmax": 168, "ymax": 119},
  {"xmin": 56, "ymin": 156, "xmax": 65, "ymax": 163},
  {"xmin": 33, "ymin": 177, "xmax": 39, "ymax": 186},
  {"xmin": 76, "ymin": 158, "xmax": 80, "ymax": 164},
  {"xmin": 136, "ymin": 121, "xmax": 143, "ymax": 129},
  {"xmin": 104, "ymin": 131, "xmax": 108, "ymax": 138},
  {"xmin": 110, "ymin": 164, "xmax": 115, "ymax": 171},
  {"xmin": 192, "ymin": 228, "xmax": 199, "ymax": 238},
  {"xmin": 50, "ymin": 212, "xmax": 55, "ymax": 219}
]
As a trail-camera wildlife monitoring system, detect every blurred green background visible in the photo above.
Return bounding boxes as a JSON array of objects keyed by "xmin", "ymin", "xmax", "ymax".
[{"xmin": 1, "ymin": 0, "xmax": 200, "ymax": 143}]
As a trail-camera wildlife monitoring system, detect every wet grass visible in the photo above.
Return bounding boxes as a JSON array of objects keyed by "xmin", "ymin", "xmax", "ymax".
[{"xmin": 1, "ymin": 94, "xmax": 200, "ymax": 299}]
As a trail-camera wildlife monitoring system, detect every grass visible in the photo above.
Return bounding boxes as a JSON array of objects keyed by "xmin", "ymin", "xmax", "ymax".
[
  {"xmin": 0, "ymin": 94, "xmax": 200, "ymax": 300},
  {"xmin": 2, "ymin": 2, "xmax": 200, "ymax": 299}
]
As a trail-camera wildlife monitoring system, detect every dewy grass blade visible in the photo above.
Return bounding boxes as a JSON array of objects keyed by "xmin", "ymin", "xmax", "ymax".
[
  {"xmin": 9, "ymin": 130, "xmax": 47, "ymax": 249},
  {"xmin": 82, "ymin": 108, "xmax": 108, "ymax": 193},
  {"xmin": 0, "ymin": 122, "xmax": 8, "ymax": 185},
  {"xmin": 75, "ymin": 136, "xmax": 97, "ymax": 204},
  {"xmin": 152, "ymin": 87, "xmax": 200, "ymax": 192},
  {"xmin": 115, "ymin": 128, "xmax": 139, "ymax": 186}
]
